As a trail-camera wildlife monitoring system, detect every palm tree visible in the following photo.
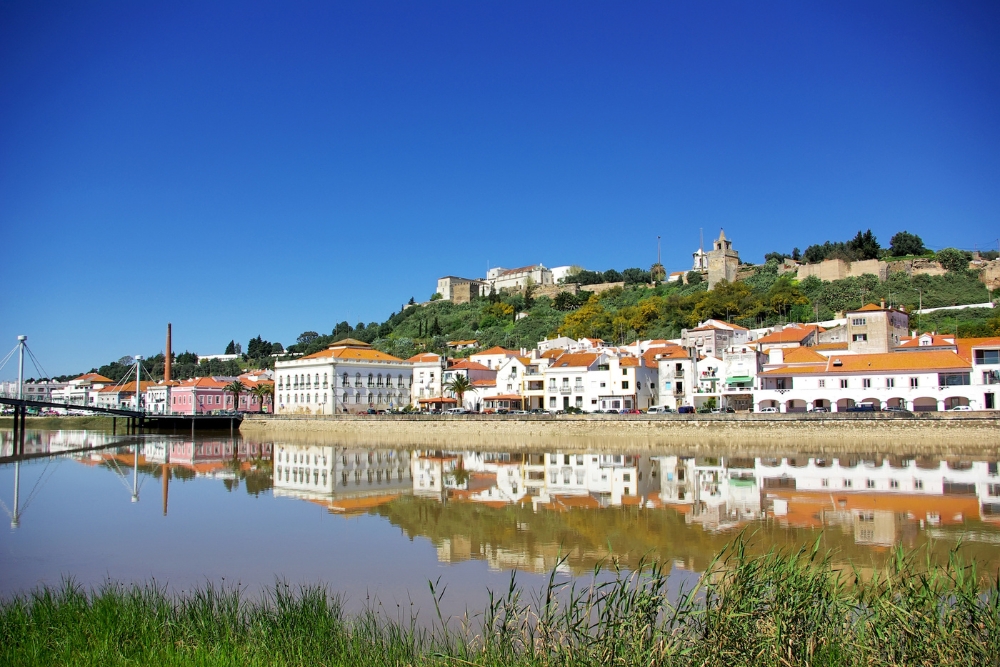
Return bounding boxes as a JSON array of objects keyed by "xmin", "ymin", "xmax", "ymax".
[
  {"xmin": 444, "ymin": 374, "xmax": 472, "ymax": 409},
  {"xmin": 251, "ymin": 383, "xmax": 274, "ymax": 413},
  {"xmin": 224, "ymin": 380, "xmax": 246, "ymax": 413}
]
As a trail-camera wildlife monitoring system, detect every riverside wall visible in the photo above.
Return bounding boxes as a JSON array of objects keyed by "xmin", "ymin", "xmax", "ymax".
[{"xmin": 240, "ymin": 412, "xmax": 1000, "ymax": 457}]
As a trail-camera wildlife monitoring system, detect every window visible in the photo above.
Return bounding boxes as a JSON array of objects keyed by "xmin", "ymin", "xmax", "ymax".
[
  {"xmin": 914, "ymin": 479, "xmax": 924, "ymax": 490},
  {"xmin": 886, "ymin": 378, "xmax": 895, "ymax": 388},
  {"xmin": 852, "ymin": 318, "xmax": 866, "ymax": 326},
  {"xmin": 840, "ymin": 379, "xmax": 848, "ymax": 389},
  {"xmin": 844, "ymin": 479, "xmax": 853, "ymax": 488},
  {"xmin": 974, "ymin": 350, "xmax": 1000, "ymax": 365},
  {"xmin": 890, "ymin": 479, "xmax": 899, "ymax": 489},
  {"xmin": 818, "ymin": 379, "xmax": 825, "ymax": 388},
  {"xmin": 910, "ymin": 377, "xmax": 919, "ymax": 388},
  {"xmin": 852, "ymin": 334, "xmax": 867, "ymax": 342},
  {"xmin": 621, "ymin": 381, "xmax": 629, "ymax": 390},
  {"xmin": 342, "ymin": 373, "xmax": 348, "ymax": 387},
  {"xmin": 355, "ymin": 373, "xmax": 362, "ymax": 387},
  {"xmin": 866, "ymin": 479, "xmax": 875, "ymax": 488},
  {"xmin": 863, "ymin": 378, "xmax": 871, "ymax": 388},
  {"xmin": 368, "ymin": 374, "xmax": 374, "ymax": 387}
]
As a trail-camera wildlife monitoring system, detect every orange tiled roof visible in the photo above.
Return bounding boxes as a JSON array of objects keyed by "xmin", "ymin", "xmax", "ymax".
[
  {"xmin": 300, "ymin": 347, "xmax": 405, "ymax": 362},
  {"xmin": 97, "ymin": 381, "xmax": 155, "ymax": 393},
  {"xmin": 498, "ymin": 264, "xmax": 542, "ymax": 276},
  {"xmin": 447, "ymin": 339, "xmax": 478, "ymax": 346},
  {"xmin": 74, "ymin": 373, "xmax": 114, "ymax": 383},
  {"xmin": 780, "ymin": 347, "xmax": 828, "ymax": 364},
  {"xmin": 755, "ymin": 325, "xmax": 822, "ymax": 346},
  {"xmin": 470, "ymin": 379, "xmax": 497, "ymax": 387},
  {"xmin": 541, "ymin": 349, "xmax": 563, "ymax": 359},
  {"xmin": 813, "ymin": 342, "xmax": 849, "ymax": 351},
  {"xmin": 897, "ymin": 335, "xmax": 957, "ymax": 350},
  {"xmin": 955, "ymin": 337, "xmax": 1000, "ymax": 363},
  {"xmin": 550, "ymin": 353, "xmax": 600, "ymax": 368},
  {"xmin": 760, "ymin": 350, "xmax": 970, "ymax": 375},
  {"xmin": 450, "ymin": 360, "xmax": 492, "ymax": 371}
]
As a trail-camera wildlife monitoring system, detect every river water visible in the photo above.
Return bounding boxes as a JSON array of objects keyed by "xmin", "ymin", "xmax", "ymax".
[{"xmin": 2, "ymin": 429, "xmax": 999, "ymax": 619}]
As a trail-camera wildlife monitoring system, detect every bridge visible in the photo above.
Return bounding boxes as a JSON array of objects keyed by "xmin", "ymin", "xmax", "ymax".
[{"xmin": 2, "ymin": 336, "xmax": 242, "ymax": 455}]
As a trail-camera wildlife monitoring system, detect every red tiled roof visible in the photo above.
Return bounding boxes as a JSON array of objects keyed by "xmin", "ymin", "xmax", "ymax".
[
  {"xmin": 449, "ymin": 360, "xmax": 492, "ymax": 371},
  {"xmin": 550, "ymin": 353, "xmax": 600, "ymax": 368},
  {"xmin": 755, "ymin": 325, "xmax": 822, "ymax": 346},
  {"xmin": 955, "ymin": 337, "xmax": 1000, "ymax": 363},
  {"xmin": 473, "ymin": 346, "xmax": 518, "ymax": 356}
]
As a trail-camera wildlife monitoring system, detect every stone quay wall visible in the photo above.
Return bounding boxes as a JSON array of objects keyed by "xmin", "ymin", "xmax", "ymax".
[{"xmin": 241, "ymin": 412, "xmax": 1000, "ymax": 457}]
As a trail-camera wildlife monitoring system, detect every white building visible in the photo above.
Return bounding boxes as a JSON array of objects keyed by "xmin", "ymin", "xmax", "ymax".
[
  {"xmin": 543, "ymin": 352, "xmax": 657, "ymax": 412},
  {"xmin": 407, "ymin": 352, "xmax": 445, "ymax": 407},
  {"xmin": 274, "ymin": 339, "xmax": 412, "ymax": 415},
  {"xmin": 51, "ymin": 373, "xmax": 115, "ymax": 406},
  {"xmin": 756, "ymin": 348, "xmax": 989, "ymax": 412},
  {"xmin": 488, "ymin": 264, "xmax": 554, "ymax": 292}
]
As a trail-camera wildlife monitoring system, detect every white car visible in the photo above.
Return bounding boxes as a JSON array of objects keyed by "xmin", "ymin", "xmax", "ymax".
[
  {"xmin": 759, "ymin": 407, "xmax": 779, "ymax": 414},
  {"xmin": 646, "ymin": 406, "xmax": 674, "ymax": 414},
  {"xmin": 444, "ymin": 407, "xmax": 469, "ymax": 415},
  {"xmin": 947, "ymin": 405, "xmax": 973, "ymax": 412}
]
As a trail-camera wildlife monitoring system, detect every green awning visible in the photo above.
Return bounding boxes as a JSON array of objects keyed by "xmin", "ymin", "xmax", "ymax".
[{"xmin": 726, "ymin": 376, "xmax": 752, "ymax": 385}]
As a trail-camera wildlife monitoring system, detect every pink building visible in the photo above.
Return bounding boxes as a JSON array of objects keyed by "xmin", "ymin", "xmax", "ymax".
[{"xmin": 170, "ymin": 376, "xmax": 273, "ymax": 414}]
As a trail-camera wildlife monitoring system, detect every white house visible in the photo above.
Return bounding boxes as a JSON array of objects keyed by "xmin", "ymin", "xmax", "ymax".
[
  {"xmin": 51, "ymin": 373, "xmax": 115, "ymax": 406},
  {"xmin": 408, "ymin": 352, "xmax": 445, "ymax": 407},
  {"xmin": 274, "ymin": 339, "xmax": 412, "ymax": 415},
  {"xmin": 756, "ymin": 349, "xmax": 984, "ymax": 412}
]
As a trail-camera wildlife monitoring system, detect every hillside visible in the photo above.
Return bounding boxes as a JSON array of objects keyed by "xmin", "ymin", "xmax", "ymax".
[{"xmin": 285, "ymin": 262, "xmax": 998, "ymax": 360}]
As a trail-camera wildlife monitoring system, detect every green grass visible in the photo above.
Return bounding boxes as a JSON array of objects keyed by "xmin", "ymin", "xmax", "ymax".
[
  {"xmin": 2, "ymin": 538, "xmax": 997, "ymax": 666},
  {"xmin": 0, "ymin": 416, "xmax": 115, "ymax": 430}
]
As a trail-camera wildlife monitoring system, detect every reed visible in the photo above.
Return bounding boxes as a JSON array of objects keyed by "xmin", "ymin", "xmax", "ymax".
[{"xmin": 2, "ymin": 538, "xmax": 997, "ymax": 666}]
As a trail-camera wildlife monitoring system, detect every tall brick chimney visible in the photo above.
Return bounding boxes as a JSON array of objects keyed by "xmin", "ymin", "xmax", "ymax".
[{"xmin": 165, "ymin": 323, "xmax": 172, "ymax": 381}]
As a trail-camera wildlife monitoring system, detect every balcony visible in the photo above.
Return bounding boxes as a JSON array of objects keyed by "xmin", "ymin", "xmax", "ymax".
[
  {"xmin": 548, "ymin": 386, "xmax": 558, "ymax": 393},
  {"xmin": 673, "ymin": 369, "xmax": 685, "ymax": 378},
  {"xmin": 574, "ymin": 385, "xmax": 585, "ymax": 393},
  {"xmin": 560, "ymin": 386, "xmax": 572, "ymax": 395}
]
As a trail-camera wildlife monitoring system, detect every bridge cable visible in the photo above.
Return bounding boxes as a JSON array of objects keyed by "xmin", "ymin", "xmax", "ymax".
[
  {"xmin": 0, "ymin": 344, "xmax": 19, "ymax": 377},
  {"xmin": 24, "ymin": 344, "xmax": 50, "ymax": 381},
  {"xmin": 18, "ymin": 457, "xmax": 63, "ymax": 515}
]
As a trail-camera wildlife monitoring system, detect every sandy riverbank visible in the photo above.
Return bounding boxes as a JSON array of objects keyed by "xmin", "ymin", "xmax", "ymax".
[{"xmin": 240, "ymin": 413, "xmax": 1000, "ymax": 457}]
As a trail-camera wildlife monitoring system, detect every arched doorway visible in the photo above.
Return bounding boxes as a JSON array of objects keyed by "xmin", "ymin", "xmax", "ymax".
[
  {"xmin": 885, "ymin": 397, "xmax": 906, "ymax": 410},
  {"xmin": 835, "ymin": 398, "xmax": 855, "ymax": 412},
  {"xmin": 944, "ymin": 396, "xmax": 970, "ymax": 410},
  {"xmin": 785, "ymin": 399, "xmax": 807, "ymax": 413},
  {"xmin": 912, "ymin": 397, "xmax": 938, "ymax": 412}
]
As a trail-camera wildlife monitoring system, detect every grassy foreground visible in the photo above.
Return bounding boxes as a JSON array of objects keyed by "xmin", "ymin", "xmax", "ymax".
[{"xmin": 2, "ymin": 540, "xmax": 998, "ymax": 667}]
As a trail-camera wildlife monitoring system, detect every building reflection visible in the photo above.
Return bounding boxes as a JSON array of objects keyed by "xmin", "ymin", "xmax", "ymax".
[
  {"xmin": 5, "ymin": 433, "xmax": 1000, "ymax": 576},
  {"xmin": 272, "ymin": 444, "xmax": 411, "ymax": 514}
]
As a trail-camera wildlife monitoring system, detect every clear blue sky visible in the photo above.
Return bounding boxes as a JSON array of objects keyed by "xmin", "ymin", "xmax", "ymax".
[{"xmin": 2, "ymin": 2, "xmax": 999, "ymax": 376}]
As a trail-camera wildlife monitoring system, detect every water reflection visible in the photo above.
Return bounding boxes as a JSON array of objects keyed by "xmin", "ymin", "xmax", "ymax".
[{"xmin": 2, "ymin": 430, "xmax": 999, "ymax": 590}]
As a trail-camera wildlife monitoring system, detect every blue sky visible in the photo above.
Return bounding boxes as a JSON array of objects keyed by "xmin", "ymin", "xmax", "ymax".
[{"xmin": 2, "ymin": 2, "xmax": 999, "ymax": 376}]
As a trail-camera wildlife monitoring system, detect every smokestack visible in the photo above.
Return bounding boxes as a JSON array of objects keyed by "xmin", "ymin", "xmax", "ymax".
[{"xmin": 165, "ymin": 323, "xmax": 172, "ymax": 381}]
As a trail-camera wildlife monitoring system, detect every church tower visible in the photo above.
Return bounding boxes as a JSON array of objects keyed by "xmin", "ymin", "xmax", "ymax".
[{"xmin": 707, "ymin": 229, "xmax": 739, "ymax": 289}]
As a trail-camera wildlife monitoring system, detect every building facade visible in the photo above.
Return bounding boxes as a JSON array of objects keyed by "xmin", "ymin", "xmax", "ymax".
[{"xmin": 275, "ymin": 339, "xmax": 412, "ymax": 414}]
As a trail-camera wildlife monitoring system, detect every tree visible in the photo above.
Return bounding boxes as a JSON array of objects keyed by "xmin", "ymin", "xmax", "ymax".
[
  {"xmin": 429, "ymin": 317, "xmax": 442, "ymax": 336},
  {"xmin": 686, "ymin": 271, "xmax": 703, "ymax": 285},
  {"xmin": 176, "ymin": 351, "xmax": 198, "ymax": 365},
  {"xmin": 297, "ymin": 331, "xmax": 319, "ymax": 345},
  {"xmin": 430, "ymin": 292, "xmax": 443, "ymax": 301},
  {"xmin": 889, "ymin": 231, "xmax": 926, "ymax": 257},
  {"xmin": 650, "ymin": 263, "xmax": 666, "ymax": 282},
  {"xmin": 224, "ymin": 380, "xmax": 246, "ymax": 415},
  {"xmin": 444, "ymin": 374, "xmax": 472, "ymax": 408},
  {"xmin": 622, "ymin": 267, "xmax": 651, "ymax": 285},
  {"xmin": 271, "ymin": 342, "xmax": 284, "ymax": 353},
  {"xmin": 225, "ymin": 340, "xmax": 236, "ymax": 355},
  {"xmin": 791, "ymin": 247, "xmax": 801, "ymax": 261},
  {"xmin": 846, "ymin": 229, "xmax": 880, "ymax": 260},
  {"xmin": 553, "ymin": 291, "xmax": 585, "ymax": 311},
  {"xmin": 251, "ymin": 383, "xmax": 274, "ymax": 413},
  {"xmin": 408, "ymin": 296, "xmax": 416, "ymax": 305},
  {"xmin": 602, "ymin": 269, "xmax": 624, "ymax": 283},
  {"xmin": 764, "ymin": 251, "xmax": 787, "ymax": 264},
  {"xmin": 936, "ymin": 248, "xmax": 969, "ymax": 273}
]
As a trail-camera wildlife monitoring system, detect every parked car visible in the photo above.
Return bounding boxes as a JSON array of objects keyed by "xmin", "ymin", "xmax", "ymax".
[
  {"xmin": 620, "ymin": 408, "xmax": 641, "ymax": 414},
  {"xmin": 445, "ymin": 407, "xmax": 469, "ymax": 414},
  {"xmin": 677, "ymin": 405, "xmax": 695, "ymax": 414},
  {"xmin": 366, "ymin": 408, "xmax": 378, "ymax": 414},
  {"xmin": 511, "ymin": 410, "xmax": 529, "ymax": 415},
  {"xmin": 646, "ymin": 405, "xmax": 674, "ymax": 414},
  {"xmin": 846, "ymin": 402, "xmax": 879, "ymax": 413},
  {"xmin": 884, "ymin": 406, "xmax": 911, "ymax": 413},
  {"xmin": 809, "ymin": 407, "xmax": 829, "ymax": 413},
  {"xmin": 948, "ymin": 405, "xmax": 973, "ymax": 412},
  {"xmin": 529, "ymin": 408, "xmax": 547, "ymax": 415},
  {"xmin": 758, "ymin": 407, "xmax": 778, "ymax": 414}
]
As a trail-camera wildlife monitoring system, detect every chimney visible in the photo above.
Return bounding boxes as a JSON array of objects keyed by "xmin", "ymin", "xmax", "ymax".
[
  {"xmin": 165, "ymin": 323, "xmax": 172, "ymax": 381},
  {"xmin": 768, "ymin": 348, "xmax": 784, "ymax": 365},
  {"xmin": 880, "ymin": 299, "xmax": 885, "ymax": 309}
]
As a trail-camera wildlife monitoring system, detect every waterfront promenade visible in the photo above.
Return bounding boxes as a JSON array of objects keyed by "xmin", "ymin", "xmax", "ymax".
[{"xmin": 240, "ymin": 412, "xmax": 1000, "ymax": 456}]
